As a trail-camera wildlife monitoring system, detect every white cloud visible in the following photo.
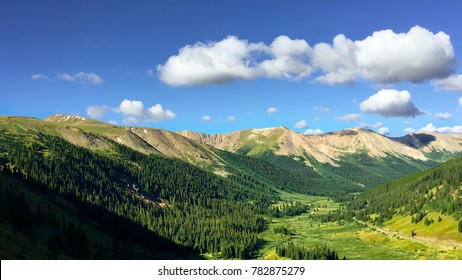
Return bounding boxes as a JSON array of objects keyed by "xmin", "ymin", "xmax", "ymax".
[
  {"xmin": 258, "ymin": 35, "xmax": 312, "ymax": 80},
  {"xmin": 86, "ymin": 105, "xmax": 109, "ymax": 120},
  {"xmin": 158, "ymin": 26, "xmax": 455, "ymax": 86},
  {"xmin": 312, "ymin": 34, "xmax": 358, "ymax": 85},
  {"xmin": 304, "ymin": 128, "xmax": 324, "ymax": 135},
  {"xmin": 227, "ymin": 115, "xmax": 236, "ymax": 121},
  {"xmin": 435, "ymin": 112, "xmax": 453, "ymax": 120},
  {"xmin": 157, "ymin": 36, "xmax": 263, "ymax": 86},
  {"xmin": 58, "ymin": 72, "xmax": 104, "ymax": 84},
  {"xmin": 157, "ymin": 35, "xmax": 313, "ymax": 86},
  {"xmin": 337, "ymin": 113, "xmax": 361, "ymax": 122},
  {"xmin": 432, "ymin": 74, "xmax": 462, "ymax": 92},
  {"xmin": 459, "ymin": 97, "xmax": 462, "ymax": 107},
  {"xmin": 294, "ymin": 120, "xmax": 308, "ymax": 129},
  {"xmin": 117, "ymin": 99, "xmax": 175, "ymax": 122},
  {"xmin": 378, "ymin": 127, "xmax": 390, "ymax": 135},
  {"xmin": 146, "ymin": 104, "xmax": 176, "ymax": 121},
  {"xmin": 32, "ymin": 73, "xmax": 49, "ymax": 80},
  {"xmin": 313, "ymin": 26, "xmax": 455, "ymax": 85},
  {"xmin": 201, "ymin": 115, "xmax": 212, "ymax": 121},
  {"xmin": 108, "ymin": 120, "xmax": 117, "ymax": 125},
  {"xmin": 360, "ymin": 89, "xmax": 423, "ymax": 117},
  {"xmin": 419, "ymin": 123, "xmax": 462, "ymax": 134},
  {"xmin": 88, "ymin": 99, "xmax": 175, "ymax": 124},
  {"xmin": 119, "ymin": 99, "xmax": 145, "ymax": 117},
  {"xmin": 355, "ymin": 26, "xmax": 454, "ymax": 84},
  {"xmin": 267, "ymin": 107, "xmax": 279, "ymax": 115}
]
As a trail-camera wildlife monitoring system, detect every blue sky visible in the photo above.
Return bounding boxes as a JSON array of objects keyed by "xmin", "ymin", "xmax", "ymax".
[{"xmin": 1, "ymin": 0, "xmax": 461, "ymax": 136}]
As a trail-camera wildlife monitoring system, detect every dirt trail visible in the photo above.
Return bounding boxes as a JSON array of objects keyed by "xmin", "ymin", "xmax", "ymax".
[{"xmin": 353, "ymin": 218, "xmax": 462, "ymax": 249}]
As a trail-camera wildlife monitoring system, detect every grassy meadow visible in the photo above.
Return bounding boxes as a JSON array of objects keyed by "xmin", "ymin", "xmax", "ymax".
[{"xmin": 258, "ymin": 192, "xmax": 462, "ymax": 260}]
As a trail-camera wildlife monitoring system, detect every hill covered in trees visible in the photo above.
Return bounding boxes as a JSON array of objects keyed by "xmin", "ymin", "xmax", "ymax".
[
  {"xmin": 328, "ymin": 157, "xmax": 462, "ymax": 240},
  {"xmin": 0, "ymin": 119, "xmax": 280, "ymax": 259}
]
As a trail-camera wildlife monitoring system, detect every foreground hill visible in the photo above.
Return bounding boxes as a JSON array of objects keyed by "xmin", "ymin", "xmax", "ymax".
[{"xmin": 0, "ymin": 117, "xmax": 280, "ymax": 259}]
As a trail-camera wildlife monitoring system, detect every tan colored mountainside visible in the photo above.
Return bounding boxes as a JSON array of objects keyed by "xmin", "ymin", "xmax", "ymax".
[
  {"xmin": 8, "ymin": 115, "xmax": 462, "ymax": 171},
  {"xmin": 180, "ymin": 127, "xmax": 462, "ymax": 166},
  {"xmin": 43, "ymin": 115, "xmax": 225, "ymax": 170}
]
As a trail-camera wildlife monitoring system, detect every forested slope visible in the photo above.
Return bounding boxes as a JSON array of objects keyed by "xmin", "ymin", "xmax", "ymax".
[{"xmin": 0, "ymin": 121, "xmax": 276, "ymax": 259}]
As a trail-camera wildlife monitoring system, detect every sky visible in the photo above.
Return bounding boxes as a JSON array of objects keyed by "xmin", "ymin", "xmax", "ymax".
[{"xmin": 1, "ymin": 0, "xmax": 462, "ymax": 136}]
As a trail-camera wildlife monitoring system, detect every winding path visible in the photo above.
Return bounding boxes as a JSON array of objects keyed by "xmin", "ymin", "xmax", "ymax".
[{"xmin": 353, "ymin": 218, "xmax": 462, "ymax": 249}]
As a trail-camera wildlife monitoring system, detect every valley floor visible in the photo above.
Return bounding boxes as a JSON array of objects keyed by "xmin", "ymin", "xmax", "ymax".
[{"xmin": 258, "ymin": 192, "xmax": 462, "ymax": 260}]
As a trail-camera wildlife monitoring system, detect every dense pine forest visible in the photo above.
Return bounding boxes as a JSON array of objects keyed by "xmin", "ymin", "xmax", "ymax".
[
  {"xmin": 275, "ymin": 242, "xmax": 342, "ymax": 260},
  {"xmin": 0, "ymin": 126, "xmax": 276, "ymax": 259}
]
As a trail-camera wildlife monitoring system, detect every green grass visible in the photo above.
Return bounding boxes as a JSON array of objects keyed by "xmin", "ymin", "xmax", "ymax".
[
  {"xmin": 258, "ymin": 195, "xmax": 462, "ymax": 260},
  {"xmin": 385, "ymin": 212, "xmax": 462, "ymax": 243}
]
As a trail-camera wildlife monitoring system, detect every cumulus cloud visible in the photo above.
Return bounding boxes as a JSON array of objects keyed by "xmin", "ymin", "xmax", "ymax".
[
  {"xmin": 227, "ymin": 116, "xmax": 236, "ymax": 121},
  {"xmin": 119, "ymin": 99, "xmax": 145, "ymax": 117},
  {"xmin": 201, "ymin": 115, "xmax": 212, "ymax": 121},
  {"xmin": 312, "ymin": 34, "xmax": 358, "ymax": 85},
  {"xmin": 360, "ymin": 89, "xmax": 423, "ymax": 117},
  {"xmin": 87, "ymin": 99, "xmax": 175, "ymax": 123},
  {"xmin": 58, "ymin": 72, "xmax": 104, "ymax": 84},
  {"xmin": 435, "ymin": 112, "xmax": 453, "ymax": 120},
  {"xmin": 313, "ymin": 26, "xmax": 455, "ymax": 85},
  {"xmin": 32, "ymin": 73, "xmax": 49, "ymax": 80},
  {"xmin": 267, "ymin": 107, "xmax": 279, "ymax": 115},
  {"xmin": 337, "ymin": 113, "xmax": 361, "ymax": 122},
  {"xmin": 146, "ymin": 104, "xmax": 176, "ymax": 120},
  {"xmin": 378, "ymin": 127, "xmax": 390, "ymax": 135},
  {"xmin": 157, "ymin": 36, "xmax": 263, "ymax": 86},
  {"xmin": 87, "ymin": 105, "xmax": 109, "ymax": 120},
  {"xmin": 157, "ymin": 35, "xmax": 313, "ymax": 86},
  {"xmin": 419, "ymin": 123, "xmax": 462, "ymax": 134},
  {"xmin": 117, "ymin": 100, "xmax": 176, "ymax": 122},
  {"xmin": 158, "ymin": 26, "xmax": 455, "ymax": 86},
  {"xmin": 355, "ymin": 26, "xmax": 455, "ymax": 84},
  {"xmin": 294, "ymin": 120, "xmax": 308, "ymax": 129},
  {"xmin": 432, "ymin": 74, "xmax": 462, "ymax": 92},
  {"xmin": 304, "ymin": 128, "xmax": 324, "ymax": 135},
  {"xmin": 258, "ymin": 35, "xmax": 312, "ymax": 80}
]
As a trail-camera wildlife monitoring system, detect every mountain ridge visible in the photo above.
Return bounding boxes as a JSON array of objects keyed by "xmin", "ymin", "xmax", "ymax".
[{"xmin": 4, "ymin": 114, "xmax": 462, "ymax": 192}]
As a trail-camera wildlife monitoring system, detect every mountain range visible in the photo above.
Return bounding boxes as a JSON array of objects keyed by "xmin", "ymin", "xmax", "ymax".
[
  {"xmin": 1, "ymin": 114, "xmax": 462, "ymax": 259},
  {"xmin": 3, "ymin": 114, "xmax": 462, "ymax": 193}
]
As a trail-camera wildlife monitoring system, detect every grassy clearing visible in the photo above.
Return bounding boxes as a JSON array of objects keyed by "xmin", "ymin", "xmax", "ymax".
[
  {"xmin": 258, "ymin": 194, "xmax": 462, "ymax": 260},
  {"xmin": 384, "ymin": 212, "xmax": 462, "ymax": 244}
]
